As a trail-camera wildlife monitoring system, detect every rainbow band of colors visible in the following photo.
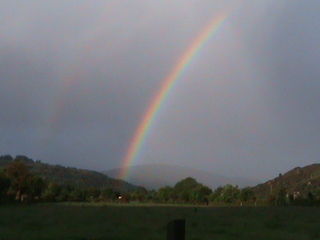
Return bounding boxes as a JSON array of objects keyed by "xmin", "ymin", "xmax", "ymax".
[{"xmin": 119, "ymin": 13, "xmax": 228, "ymax": 179}]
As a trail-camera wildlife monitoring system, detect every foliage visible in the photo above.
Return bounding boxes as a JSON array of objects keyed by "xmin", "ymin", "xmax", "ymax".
[
  {"xmin": 157, "ymin": 186, "xmax": 174, "ymax": 202},
  {"xmin": 0, "ymin": 171, "xmax": 10, "ymax": 201},
  {"xmin": 209, "ymin": 184, "xmax": 240, "ymax": 204},
  {"xmin": 171, "ymin": 177, "xmax": 212, "ymax": 204},
  {"xmin": 240, "ymin": 187, "xmax": 255, "ymax": 203},
  {"xmin": 2, "ymin": 154, "xmax": 320, "ymax": 206},
  {"xmin": 5, "ymin": 160, "xmax": 32, "ymax": 201},
  {"xmin": 130, "ymin": 187, "xmax": 148, "ymax": 202},
  {"xmin": 253, "ymin": 164, "xmax": 320, "ymax": 200},
  {"xmin": 0, "ymin": 155, "xmax": 137, "ymax": 193}
]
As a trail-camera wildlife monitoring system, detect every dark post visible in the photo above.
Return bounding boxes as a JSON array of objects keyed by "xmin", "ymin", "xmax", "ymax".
[{"xmin": 167, "ymin": 219, "xmax": 185, "ymax": 240}]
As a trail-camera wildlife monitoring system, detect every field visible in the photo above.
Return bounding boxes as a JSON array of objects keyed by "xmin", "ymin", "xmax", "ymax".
[{"xmin": 1, "ymin": 203, "xmax": 320, "ymax": 240}]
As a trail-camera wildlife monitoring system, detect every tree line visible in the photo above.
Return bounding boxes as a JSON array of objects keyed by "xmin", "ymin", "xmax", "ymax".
[{"xmin": 1, "ymin": 159, "xmax": 320, "ymax": 206}]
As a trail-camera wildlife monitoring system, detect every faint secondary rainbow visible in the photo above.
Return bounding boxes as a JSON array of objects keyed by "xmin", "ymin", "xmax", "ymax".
[{"xmin": 119, "ymin": 13, "xmax": 229, "ymax": 179}]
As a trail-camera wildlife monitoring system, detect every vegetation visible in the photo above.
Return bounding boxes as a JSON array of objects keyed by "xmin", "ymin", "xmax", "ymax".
[
  {"xmin": 253, "ymin": 164, "xmax": 320, "ymax": 206},
  {"xmin": 2, "ymin": 154, "xmax": 320, "ymax": 239},
  {"xmin": 0, "ymin": 155, "xmax": 137, "ymax": 193},
  {"xmin": 2, "ymin": 155, "xmax": 320, "ymax": 207}
]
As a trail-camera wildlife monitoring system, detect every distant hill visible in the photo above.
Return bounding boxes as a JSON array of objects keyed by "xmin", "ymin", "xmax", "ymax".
[
  {"xmin": 0, "ymin": 155, "xmax": 138, "ymax": 192},
  {"xmin": 103, "ymin": 164, "xmax": 260, "ymax": 190},
  {"xmin": 253, "ymin": 163, "xmax": 320, "ymax": 198}
]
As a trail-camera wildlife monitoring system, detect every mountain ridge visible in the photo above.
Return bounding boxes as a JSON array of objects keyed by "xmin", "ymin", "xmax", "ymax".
[
  {"xmin": 253, "ymin": 163, "xmax": 320, "ymax": 198},
  {"xmin": 103, "ymin": 163, "xmax": 260, "ymax": 190},
  {"xmin": 0, "ymin": 155, "xmax": 138, "ymax": 192}
]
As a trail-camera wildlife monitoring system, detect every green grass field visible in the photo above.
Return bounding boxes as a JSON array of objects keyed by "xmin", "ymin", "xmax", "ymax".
[{"xmin": 1, "ymin": 203, "xmax": 320, "ymax": 240}]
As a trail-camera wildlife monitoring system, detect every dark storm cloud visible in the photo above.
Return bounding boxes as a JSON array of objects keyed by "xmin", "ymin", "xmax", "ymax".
[{"xmin": 0, "ymin": 0, "xmax": 319, "ymax": 180}]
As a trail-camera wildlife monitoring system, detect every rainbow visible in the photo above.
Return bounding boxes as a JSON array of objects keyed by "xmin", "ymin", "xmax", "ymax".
[{"xmin": 119, "ymin": 13, "xmax": 229, "ymax": 179}]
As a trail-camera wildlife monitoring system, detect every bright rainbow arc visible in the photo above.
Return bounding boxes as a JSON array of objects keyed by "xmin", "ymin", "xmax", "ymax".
[{"xmin": 120, "ymin": 13, "xmax": 228, "ymax": 179}]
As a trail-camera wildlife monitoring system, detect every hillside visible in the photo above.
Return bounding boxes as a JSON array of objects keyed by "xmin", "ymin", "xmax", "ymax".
[
  {"xmin": 103, "ymin": 164, "xmax": 260, "ymax": 190},
  {"xmin": 0, "ymin": 155, "xmax": 137, "ymax": 192},
  {"xmin": 253, "ymin": 163, "xmax": 320, "ymax": 198}
]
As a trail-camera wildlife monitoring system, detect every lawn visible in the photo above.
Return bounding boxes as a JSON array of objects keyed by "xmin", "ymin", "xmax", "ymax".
[{"xmin": 0, "ymin": 203, "xmax": 319, "ymax": 240}]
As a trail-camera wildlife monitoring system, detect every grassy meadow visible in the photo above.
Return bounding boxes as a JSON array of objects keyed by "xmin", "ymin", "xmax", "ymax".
[{"xmin": 0, "ymin": 203, "xmax": 320, "ymax": 240}]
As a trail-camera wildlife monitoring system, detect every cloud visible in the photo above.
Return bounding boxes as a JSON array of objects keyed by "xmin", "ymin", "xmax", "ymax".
[{"xmin": 0, "ymin": 0, "xmax": 319, "ymax": 180}]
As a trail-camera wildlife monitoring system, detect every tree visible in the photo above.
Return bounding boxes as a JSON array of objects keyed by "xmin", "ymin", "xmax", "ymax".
[
  {"xmin": 27, "ymin": 175, "xmax": 45, "ymax": 200},
  {"xmin": 68, "ymin": 188, "xmax": 85, "ymax": 202},
  {"xmin": 146, "ymin": 190, "xmax": 157, "ymax": 202},
  {"xmin": 86, "ymin": 187, "xmax": 101, "ymax": 202},
  {"xmin": 0, "ymin": 171, "xmax": 10, "ymax": 201},
  {"xmin": 190, "ymin": 185, "xmax": 212, "ymax": 204},
  {"xmin": 307, "ymin": 192, "xmax": 314, "ymax": 205},
  {"xmin": 100, "ymin": 188, "xmax": 117, "ymax": 201},
  {"xmin": 209, "ymin": 186, "xmax": 223, "ymax": 202},
  {"xmin": 174, "ymin": 177, "xmax": 199, "ymax": 192},
  {"xmin": 15, "ymin": 155, "xmax": 34, "ymax": 165},
  {"xmin": 275, "ymin": 187, "xmax": 287, "ymax": 206},
  {"xmin": 219, "ymin": 185, "xmax": 240, "ymax": 203},
  {"xmin": 240, "ymin": 187, "xmax": 254, "ymax": 205},
  {"xmin": 130, "ymin": 187, "xmax": 148, "ymax": 202},
  {"xmin": 172, "ymin": 177, "xmax": 213, "ymax": 203},
  {"xmin": 42, "ymin": 183, "xmax": 61, "ymax": 201},
  {"xmin": 174, "ymin": 177, "xmax": 199, "ymax": 202},
  {"xmin": 5, "ymin": 161, "xmax": 31, "ymax": 201},
  {"xmin": 0, "ymin": 155, "xmax": 13, "ymax": 166},
  {"xmin": 56, "ymin": 186, "xmax": 71, "ymax": 202},
  {"xmin": 157, "ymin": 186, "xmax": 174, "ymax": 202}
]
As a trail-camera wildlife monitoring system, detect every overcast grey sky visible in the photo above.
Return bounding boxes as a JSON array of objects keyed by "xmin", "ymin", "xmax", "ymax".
[{"xmin": 1, "ymin": 0, "xmax": 319, "ymax": 180}]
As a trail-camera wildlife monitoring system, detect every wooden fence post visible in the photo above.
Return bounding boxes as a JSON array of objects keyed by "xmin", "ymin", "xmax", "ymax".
[{"xmin": 167, "ymin": 219, "xmax": 185, "ymax": 240}]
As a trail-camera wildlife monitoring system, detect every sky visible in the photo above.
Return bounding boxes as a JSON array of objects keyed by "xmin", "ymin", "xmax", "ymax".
[{"xmin": 0, "ymin": 0, "xmax": 320, "ymax": 181}]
